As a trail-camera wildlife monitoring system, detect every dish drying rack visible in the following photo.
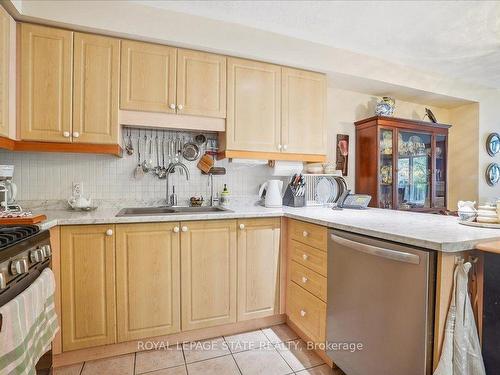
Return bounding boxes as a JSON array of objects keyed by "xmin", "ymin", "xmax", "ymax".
[{"xmin": 302, "ymin": 174, "xmax": 346, "ymax": 206}]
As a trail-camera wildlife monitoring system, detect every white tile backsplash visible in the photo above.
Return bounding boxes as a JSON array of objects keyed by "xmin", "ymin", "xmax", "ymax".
[{"xmin": 0, "ymin": 133, "xmax": 276, "ymax": 205}]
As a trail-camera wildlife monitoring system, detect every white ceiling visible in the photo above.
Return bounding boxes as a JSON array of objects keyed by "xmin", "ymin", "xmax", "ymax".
[{"xmin": 132, "ymin": 0, "xmax": 500, "ymax": 89}]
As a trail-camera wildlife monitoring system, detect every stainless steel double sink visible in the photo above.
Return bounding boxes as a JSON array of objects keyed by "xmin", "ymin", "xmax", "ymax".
[{"xmin": 115, "ymin": 206, "xmax": 232, "ymax": 217}]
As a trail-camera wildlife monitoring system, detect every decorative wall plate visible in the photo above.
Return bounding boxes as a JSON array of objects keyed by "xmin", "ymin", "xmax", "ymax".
[
  {"xmin": 485, "ymin": 162, "xmax": 500, "ymax": 186},
  {"xmin": 486, "ymin": 132, "xmax": 500, "ymax": 156}
]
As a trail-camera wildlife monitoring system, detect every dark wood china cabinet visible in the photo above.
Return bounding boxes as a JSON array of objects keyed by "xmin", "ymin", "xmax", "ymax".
[{"xmin": 355, "ymin": 116, "xmax": 451, "ymax": 212}]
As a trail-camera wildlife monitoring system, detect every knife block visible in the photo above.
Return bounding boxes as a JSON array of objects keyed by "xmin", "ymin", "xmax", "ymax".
[{"xmin": 282, "ymin": 184, "xmax": 305, "ymax": 207}]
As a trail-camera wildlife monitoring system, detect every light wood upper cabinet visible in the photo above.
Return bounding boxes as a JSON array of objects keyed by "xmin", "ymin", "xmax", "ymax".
[
  {"xmin": 222, "ymin": 60, "xmax": 327, "ymax": 161},
  {"xmin": 237, "ymin": 218, "xmax": 280, "ymax": 321},
  {"xmin": 0, "ymin": 7, "xmax": 10, "ymax": 137},
  {"xmin": 226, "ymin": 58, "xmax": 281, "ymax": 152},
  {"xmin": 60, "ymin": 225, "xmax": 116, "ymax": 351},
  {"xmin": 115, "ymin": 223, "xmax": 181, "ymax": 342},
  {"xmin": 281, "ymin": 68, "xmax": 327, "ymax": 155},
  {"xmin": 181, "ymin": 220, "xmax": 237, "ymax": 331},
  {"xmin": 120, "ymin": 40, "xmax": 176, "ymax": 113},
  {"xmin": 177, "ymin": 49, "xmax": 226, "ymax": 118},
  {"xmin": 20, "ymin": 24, "xmax": 73, "ymax": 142},
  {"xmin": 73, "ymin": 33, "xmax": 120, "ymax": 144}
]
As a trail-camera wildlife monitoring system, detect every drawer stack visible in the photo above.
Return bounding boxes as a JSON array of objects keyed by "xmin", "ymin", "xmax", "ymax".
[{"xmin": 286, "ymin": 219, "xmax": 327, "ymax": 343}]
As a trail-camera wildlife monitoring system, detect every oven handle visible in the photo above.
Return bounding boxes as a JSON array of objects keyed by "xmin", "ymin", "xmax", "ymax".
[{"xmin": 331, "ymin": 235, "xmax": 421, "ymax": 265}]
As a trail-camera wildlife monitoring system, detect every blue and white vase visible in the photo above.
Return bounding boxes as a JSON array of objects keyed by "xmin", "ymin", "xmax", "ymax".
[{"xmin": 375, "ymin": 97, "xmax": 395, "ymax": 116}]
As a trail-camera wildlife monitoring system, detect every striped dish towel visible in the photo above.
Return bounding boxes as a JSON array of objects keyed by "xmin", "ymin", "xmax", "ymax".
[{"xmin": 0, "ymin": 268, "xmax": 59, "ymax": 375}]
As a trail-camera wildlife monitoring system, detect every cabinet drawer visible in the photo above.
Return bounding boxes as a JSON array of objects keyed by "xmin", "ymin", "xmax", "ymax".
[
  {"xmin": 290, "ymin": 240, "xmax": 327, "ymax": 277},
  {"xmin": 290, "ymin": 260, "xmax": 327, "ymax": 302},
  {"xmin": 289, "ymin": 220, "xmax": 327, "ymax": 251},
  {"xmin": 287, "ymin": 282, "xmax": 326, "ymax": 343}
]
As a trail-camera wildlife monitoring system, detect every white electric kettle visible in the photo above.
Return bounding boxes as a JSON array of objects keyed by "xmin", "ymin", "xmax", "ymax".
[{"xmin": 258, "ymin": 179, "xmax": 283, "ymax": 208}]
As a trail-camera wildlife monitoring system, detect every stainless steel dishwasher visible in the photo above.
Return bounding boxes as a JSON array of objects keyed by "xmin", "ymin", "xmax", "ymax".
[{"xmin": 326, "ymin": 229, "xmax": 436, "ymax": 375}]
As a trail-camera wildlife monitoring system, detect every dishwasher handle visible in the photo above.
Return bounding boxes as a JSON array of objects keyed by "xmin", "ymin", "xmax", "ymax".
[{"xmin": 331, "ymin": 235, "xmax": 421, "ymax": 265}]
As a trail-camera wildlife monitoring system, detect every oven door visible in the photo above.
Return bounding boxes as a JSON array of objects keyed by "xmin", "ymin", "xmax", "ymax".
[{"xmin": 0, "ymin": 260, "xmax": 53, "ymax": 374}]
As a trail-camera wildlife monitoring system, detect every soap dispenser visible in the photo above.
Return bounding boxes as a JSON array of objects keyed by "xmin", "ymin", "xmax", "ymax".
[{"xmin": 220, "ymin": 184, "xmax": 230, "ymax": 206}]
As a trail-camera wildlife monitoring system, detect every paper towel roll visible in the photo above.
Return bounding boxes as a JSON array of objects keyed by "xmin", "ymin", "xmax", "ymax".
[{"xmin": 272, "ymin": 161, "xmax": 304, "ymax": 176}]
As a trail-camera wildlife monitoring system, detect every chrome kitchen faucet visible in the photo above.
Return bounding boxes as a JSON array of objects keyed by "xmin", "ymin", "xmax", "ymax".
[{"xmin": 165, "ymin": 161, "xmax": 190, "ymax": 206}]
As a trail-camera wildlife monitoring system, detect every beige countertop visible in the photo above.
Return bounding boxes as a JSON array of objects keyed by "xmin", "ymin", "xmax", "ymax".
[{"xmin": 33, "ymin": 203, "xmax": 500, "ymax": 253}]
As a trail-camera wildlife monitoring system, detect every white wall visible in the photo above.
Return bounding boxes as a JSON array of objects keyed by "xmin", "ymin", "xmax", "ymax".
[
  {"xmin": 448, "ymin": 103, "xmax": 480, "ymax": 207},
  {"xmin": 478, "ymin": 93, "xmax": 500, "ymax": 202}
]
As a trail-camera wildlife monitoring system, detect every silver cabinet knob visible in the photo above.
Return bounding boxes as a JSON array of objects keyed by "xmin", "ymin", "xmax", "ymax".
[
  {"xmin": 301, "ymin": 276, "xmax": 308, "ymax": 284},
  {"xmin": 11, "ymin": 259, "xmax": 28, "ymax": 275},
  {"xmin": 30, "ymin": 249, "xmax": 44, "ymax": 263},
  {"xmin": 73, "ymin": 131, "xmax": 80, "ymax": 138},
  {"xmin": 63, "ymin": 131, "xmax": 70, "ymax": 138},
  {"xmin": 277, "ymin": 144, "xmax": 282, "ymax": 150},
  {"xmin": 42, "ymin": 245, "xmax": 52, "ymax": 258},
  {"xmin": 302, "ymin": 254, "xmax": 309, "ymax": 261},
  {"xmin": 0, "ymin": 272, "xmax": 6, "ymax": 290},
  {"xmin": 303, "ymin": 231, "xmax": 309, "ymax": 237},
  {"xmin": 169, "ymin": 103, "xmax": 176, "ymax": 110},
  {"xmin": 106, "ymin": 229, "xmax": 113, "ymax": 236},
  {"xmin": 173, "ymin": 226, "xmax": 180, "ymax": 233},
  {"xmin": 181, "ymin": 226, "xmax": 188, "ymax": 232},
  {"xmin": 239, "ymin": 223, "xmax": 245, "ymax": 230},
  {"xmin": 283, "ymin": 144, "xmax": 288, "ymax": 150},
  {"xmin": 300, "ymin": 309, "xmax": 307, "ymax": 317},
  {"xmin": 177, "ymin": 104, "xmax": 183, "ymax": 110}
]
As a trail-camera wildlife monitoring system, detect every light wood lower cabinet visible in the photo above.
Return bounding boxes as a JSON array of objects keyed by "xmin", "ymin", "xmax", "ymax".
[
  {"xmin": 60, "ymin": 225, "xmax": 116, "ymax": 351},
  {"xmin": 58, "ymin": 219, "xmax": 281, "ymax": 352},
  {"xmin": 287, "ymin": 282, "xmax": 326, "ymax": 343},
  {"xmin": 286, "ymin": 219, "xmax": 327, "ymax": 344},
  {"xmin": 237, "ymin": 218, "xmax": 280, "ymax": 321},
  {"xmin": 181, "ymin": 220, "xmax": 237, "ymax": 331},
  {"xmin": 20, "ymin": 24, "xmax": 73, "ymax": 142},
  {"xmin": 115, "ymin": 223, "xmax": 181, "ymax": 342}
]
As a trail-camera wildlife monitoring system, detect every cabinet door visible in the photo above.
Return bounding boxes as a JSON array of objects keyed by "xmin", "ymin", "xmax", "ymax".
[
  {"xmin": 237, "ymin": 218, "xmax": 280, "ymax": 321},
  {"xmin": 0, "ymin": 7, "xmax": 9, "ymax": 137},
  {"xmin": 115, "ymin": 223, "xmax": 180, "ymax": 342},
  {"xmin": 282, "ymin": 68, "xmax": 326, "ymax": 155},
  {"xmin": 177, "ymin": 49, "xmax": 226, "ymax": 118},
  {"xmin": 121, "ymin": 40, "xmax": 176, "ymax": 113},
  {"xmin": 226, "ymin": 58, "xmax": 281, "ymax": 152},
  {"xmin": 20, "ymin": 24, "xmax": 73, "ymax": 142},
  {"xmin": 60, "ymin": 225, "xmax": 116, "ymax": 351},
  {"xmin": 396, "ymin": 130, "xmax": 432, "ymax": 210},
  {"xmin": 73, "ymin": 33, "xmax": 120, "ymax": 144},
  {"xmin": 181, "ymin": 220, "xmax": 237, "ymax": 330}
]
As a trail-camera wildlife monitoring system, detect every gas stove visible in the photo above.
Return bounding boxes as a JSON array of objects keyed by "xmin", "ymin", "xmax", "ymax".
[
  {"xmin": 0, "ymin": 225, "xmax": 51, "ymax": 305},
  {"xmin": 0, "ymin": 225, "xmax": 40, "ymax": 250}
]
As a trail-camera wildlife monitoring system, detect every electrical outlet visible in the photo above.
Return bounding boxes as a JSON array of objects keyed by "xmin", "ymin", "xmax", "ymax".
[{"xmin": 72, "ymin": 182, "xmax": 83, "ymax": 198}]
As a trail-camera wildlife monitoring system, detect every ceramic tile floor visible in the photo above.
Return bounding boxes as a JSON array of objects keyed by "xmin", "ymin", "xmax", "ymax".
[{"xmin": 54, "ymin": 324, "xmax": 346, "ymax": 375}]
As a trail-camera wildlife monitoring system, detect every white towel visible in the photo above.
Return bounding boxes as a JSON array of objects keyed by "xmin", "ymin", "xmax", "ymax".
[
  {"xmin": 0, "ymin": 268, "xmax": 59, "ymax": 375},
  {"xmin": 434, "ymin": 262, "xmax": 486, "ymax": 375}
]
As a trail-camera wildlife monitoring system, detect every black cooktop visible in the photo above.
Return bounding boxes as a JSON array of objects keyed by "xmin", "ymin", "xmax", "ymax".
[{"xmin": 0, "ymin": 225, "xmax": 40, "ymax": 250}]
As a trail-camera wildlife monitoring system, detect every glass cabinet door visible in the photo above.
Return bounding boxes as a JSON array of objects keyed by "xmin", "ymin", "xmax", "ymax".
[
  {"xmin": 396, "ymin": 131, "xmax": 432, "ymax": 210},
  {"xmin": 434, "ymin": 135, "xmax": 447, "ymax": 208},
  {"xmin": 379, "ymin": 129, "xmax": 394, "ymax": 208}
]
